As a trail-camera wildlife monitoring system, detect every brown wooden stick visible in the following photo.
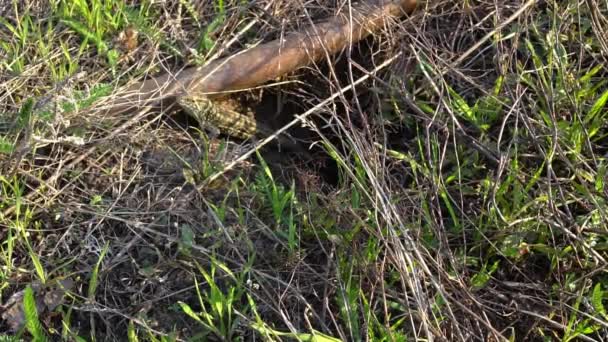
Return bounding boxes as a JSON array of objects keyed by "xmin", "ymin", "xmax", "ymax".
[{"xmin": 104, "ymin": 0, "xmax": 417, "ymax": 114}]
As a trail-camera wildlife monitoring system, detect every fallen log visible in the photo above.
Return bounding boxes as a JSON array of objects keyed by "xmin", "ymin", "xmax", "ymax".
[{"xmin": 104, "ymin": 0, "xmax": 417, "ymax": 114}]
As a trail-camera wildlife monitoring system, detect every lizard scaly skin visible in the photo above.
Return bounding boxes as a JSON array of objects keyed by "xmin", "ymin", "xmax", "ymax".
[
  {"xmin": 177, "ymin": 94, "xmax": 259, "ymax": 140},
  {"xmin": 177, "ymin": 94, "xmax": 302, "ymax": 151}
]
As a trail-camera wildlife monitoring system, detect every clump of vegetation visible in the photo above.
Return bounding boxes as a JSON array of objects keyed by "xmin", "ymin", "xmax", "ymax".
[{"xmin": 1, "ymin": 0, "xmax": 607, "ymax": 341}]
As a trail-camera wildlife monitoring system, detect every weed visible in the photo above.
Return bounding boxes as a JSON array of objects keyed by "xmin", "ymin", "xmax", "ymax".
[{"xmin": 179, "ymin": 258, "xmax": 250, "ymax": 340}]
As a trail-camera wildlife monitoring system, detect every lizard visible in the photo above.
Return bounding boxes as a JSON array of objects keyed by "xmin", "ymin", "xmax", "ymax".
[{"xmin": 176, "ymin": 93, "xmax": 302, "ymax": 150}]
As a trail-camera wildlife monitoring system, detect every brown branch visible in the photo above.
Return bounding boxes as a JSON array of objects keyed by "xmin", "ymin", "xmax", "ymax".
[{"xmin": 104, "ymin": 0, "xmax": 417, "ymax": 114}]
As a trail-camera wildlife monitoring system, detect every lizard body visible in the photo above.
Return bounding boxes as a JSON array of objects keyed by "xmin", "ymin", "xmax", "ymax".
[
  {"xmin": 177, "ymin": 94, "xmax": 298, "ymax": 148},
  {"xmin": 177, "ymin": 94, "xmax": 259, "ymax": 140}
]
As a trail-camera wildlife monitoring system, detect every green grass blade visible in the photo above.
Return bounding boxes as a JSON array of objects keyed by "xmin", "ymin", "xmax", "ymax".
[
  {"xmin": 87, "ymin": 241, "xmax": 109, "ymax": 300},
  {"xmin": 585, "ymin": 89, "xmax": 608, "ymax": 124},
  {"xmin": 25, "ymin": 241, "xmax": 46, "ymax": 284}
]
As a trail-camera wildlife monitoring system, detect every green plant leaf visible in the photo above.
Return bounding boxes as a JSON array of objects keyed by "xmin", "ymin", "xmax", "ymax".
[
  {"xmin": 447, "ymin": 86, "xmax": 475, "ymax": 124},
  {"xmin": 585, "ymin": 89, "xmax": 608, "ymax": 124},
  {"xmin": 591, "ymin": 283, "xmax": 607, "ymax": 319},
  {"xmin": 127, "ymin": 320, "xmax": 138, "ymax": 342},
  {"xmin": 24, "ymin": 286, "xmax": 46, "ymax": 342},
  {"xmin": 17, "ymin": 98, "xmax": 35, "ymax": 128},
  {"xmin": 88, "ymin": 241, "xmax": 109, "ymax": 300},
  {"xmin": 23, "ymin": 240, "xmax": 46, "ymax": 284},
  {"xmin": 178, "ymin": 301, "xmax": 203, "ymax": 323},
  {"xmin": 61, "ymin": 18, "xmax": 108, "ymax": 53},
  {"xmin": 251, "ymin": 322, "xmax": 342, "ymax": 342},
  {"xmin": 470, "ymin": 260, "xmax": 500, "ymax": 290}
]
